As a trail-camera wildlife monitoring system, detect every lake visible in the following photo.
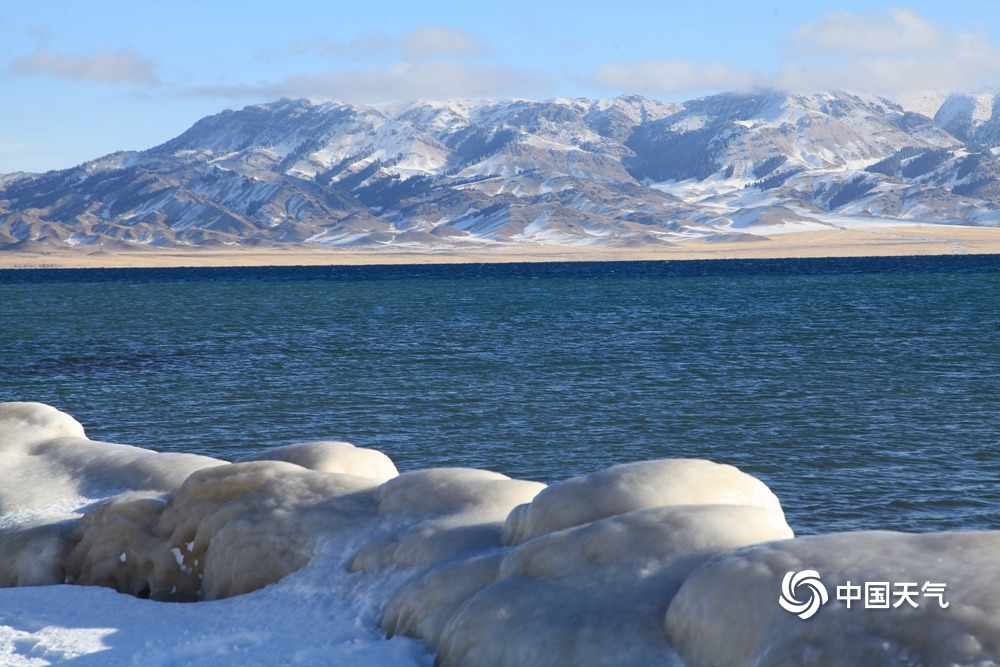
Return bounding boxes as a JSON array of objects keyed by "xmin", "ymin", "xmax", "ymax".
[{"xmin": 2, "ymin": 254, "xmax": 998, "ymax": 535}]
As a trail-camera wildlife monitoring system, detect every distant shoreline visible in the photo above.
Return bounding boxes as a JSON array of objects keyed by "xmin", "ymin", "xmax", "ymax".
[{"xmin": 3, "ymin": 225, "xmax": 1000, "ymax": 270}]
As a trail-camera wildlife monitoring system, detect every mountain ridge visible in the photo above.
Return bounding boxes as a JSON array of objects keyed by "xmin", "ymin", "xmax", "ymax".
[{"xmin": 3, "ymin": 89, "xmax": 1000, "ymax": 251}]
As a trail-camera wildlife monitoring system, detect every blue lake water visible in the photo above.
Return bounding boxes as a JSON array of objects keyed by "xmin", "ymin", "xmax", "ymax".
[{"xmin": 2, "ymin": 255, "xmax": 999, "ymax": 535}]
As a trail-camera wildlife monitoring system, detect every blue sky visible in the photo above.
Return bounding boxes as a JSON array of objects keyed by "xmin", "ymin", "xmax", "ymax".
[{"xmin": 3, "ymin": 1, "xmax": 1000, "ymax": 173}]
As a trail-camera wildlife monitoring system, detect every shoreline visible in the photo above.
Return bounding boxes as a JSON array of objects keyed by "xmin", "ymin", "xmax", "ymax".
[{"xmin": 3, "ymin": 224, "xmax": 1000, "ymax": 269}]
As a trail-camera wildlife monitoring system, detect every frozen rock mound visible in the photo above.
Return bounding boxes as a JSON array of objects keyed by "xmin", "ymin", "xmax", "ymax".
[
  {"xmin": 3, "ymin": 402, "xmax": 999, "ymax": 666},
  {"xmin": 666, "ymin": 531, "xmax": 1000, "ymax": 667},
  {"xmin": 501, "ymin": 457, "xmax": 785, "ymax": 545},
  {"xmin": 431, "ymin": 503, "xmax": 792, "ymax": 667}
]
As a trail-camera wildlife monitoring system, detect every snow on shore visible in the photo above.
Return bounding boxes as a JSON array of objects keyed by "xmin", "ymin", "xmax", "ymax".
[{"xmin": 2, "ymin": 402, "xmax": 999, "ymax": 666}]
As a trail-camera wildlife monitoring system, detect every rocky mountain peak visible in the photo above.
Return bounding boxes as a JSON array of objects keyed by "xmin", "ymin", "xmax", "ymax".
[{"xmin": 3, "ymin": 90, "xmax": 1000, "ymax": 251}]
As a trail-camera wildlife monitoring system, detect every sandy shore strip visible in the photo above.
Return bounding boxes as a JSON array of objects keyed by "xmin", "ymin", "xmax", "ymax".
[{"xmin": 3, "ymin": 224, "xmax": 1000, "ymax": 270}]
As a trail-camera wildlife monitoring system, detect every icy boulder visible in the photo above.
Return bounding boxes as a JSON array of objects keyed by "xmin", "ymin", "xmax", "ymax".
[
  {"xmin": 434, "ymin": 504, "xmax": 794, "ymax": 667},
  {"xmin": 666, "ymin": 531, "xmax": 1000, "ymax": 667},
  {"xmin": 502, "ymin": 458, "xmax": 786, "ymax": 545},
  {"xmin": 0, "ymin": 401, "xmax": 86, "ymax": 443},
  {"xmin": 374, "ymin": 468, "xmax": 545, "ymax": 649},
  {"xmin": 364, "ymin": 468, "xmax": 548, "ymax": 652},
  {"xmin": 378, "ymin": 461, "xmax": 794, "ymax": 665},
  {"xmin": 0, "ymin": 402, "xmax": 222, "ymax": 514},
  {"xmin": 382, "ymin": 552, "xmax": 505, "ymax": 650},
  {"xmin": 354, "ymin": 468, "xmax": 545, "ymax": 574},
  {"xmin": 67, "ymin": 460, "xmax": 383, "ymax": 600},
  {"xmin": 388, "ymin": 460, "xmax": 795, "ymax": 667},
  {"xmin": 238, "ymin": 440, "xmax": 399, "ymax": 480},
  {"xmin": 0, "ymin": 402, "xmax": 224, "ymax": 589},
  {"xmin": 0, "ymin": 402, "xmax": 391, "ymax": 600},
  {"xmin": 3, "ymin": 402, "xmax": 830, "ymax": 666}
]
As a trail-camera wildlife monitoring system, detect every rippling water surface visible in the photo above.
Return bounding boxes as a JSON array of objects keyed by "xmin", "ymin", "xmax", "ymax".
[{"xmin": 2, "ymin": 255, "xmax": 999, "ymax": 534}]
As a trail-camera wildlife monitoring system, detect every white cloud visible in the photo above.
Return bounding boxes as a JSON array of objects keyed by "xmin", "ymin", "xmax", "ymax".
[
  {"xmin": 280, "ymin": 35, "xmax": 382, "ymax": 60},
  {"xmin": 774, "ymin": 46, "xmax": 1000, "ymax": 95},
  {"xmin": 202, "ymin": 25, "xmax": 522, "ymax": 103},
  {"xmin": 268, "ymin": 25, "xmax": 488, "ymax": 62},
  {"xmin": 591, "ymin": 59, "xmax": 758, "ymax": 96},
  {"xmin": 9, "ymin": 47, "xmax": 158, "ymax": 85},
  {"xmin": 777, "ymin": 11, "xmax": 1000, "ymax": 94},
  {"xmin": 186, "ymin": 61, "xmax": 546, "ymax": 102},
  {"xmin": 592, "ymin": 9, "xmax": 1000, "ymax": 98},
  {"xmin": 398, "ymin": 26, "xmax": 488, "ymax": 59},
  {"xmin": 789, "ymin": 8, "xmax": 945, "ymax": 55}
]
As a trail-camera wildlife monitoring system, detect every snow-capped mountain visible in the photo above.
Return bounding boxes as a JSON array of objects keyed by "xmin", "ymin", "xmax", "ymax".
[{"xmin": 3, "ymin": 89, "xmax": 1000, "ymax": 251}]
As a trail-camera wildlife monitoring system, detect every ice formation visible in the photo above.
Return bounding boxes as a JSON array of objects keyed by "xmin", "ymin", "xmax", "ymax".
[
  {"xmin": 666, "ymin": 531, "xmax": 1000, "ymax": 667},
  {"xmin": 2, "ymin": 401, "xmax": 999, "ymax": 666},
  {"xmin": 501, "ymin": 457, "xmax": 785, "ymax": 544}
]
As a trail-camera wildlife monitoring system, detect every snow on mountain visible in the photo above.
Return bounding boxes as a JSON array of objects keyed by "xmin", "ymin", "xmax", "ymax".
[
  {"xmin": 896, "ymin": 89, "xmax": 1000, "ymax": 146},
  {"xmin": 2, "ymin": 90, "xmax": 999, "ymax": 251},
  {"xmin": 933, "ymin": 92, "xmax": 1000, "ymax": 146}
]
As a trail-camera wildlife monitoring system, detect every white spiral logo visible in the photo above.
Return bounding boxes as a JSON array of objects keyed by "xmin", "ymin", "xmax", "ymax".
[{"xmin": 779, "ymin": 570, "xmax": 829, "ymax": 619}]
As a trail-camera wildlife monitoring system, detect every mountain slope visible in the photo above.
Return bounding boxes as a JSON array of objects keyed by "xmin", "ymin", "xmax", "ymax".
[{"xmin": 3, "ymin": 90, "xmax": 999, "ymax": 251}]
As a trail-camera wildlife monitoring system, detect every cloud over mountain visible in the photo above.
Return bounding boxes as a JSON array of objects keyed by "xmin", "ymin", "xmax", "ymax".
[
  {"xmin": 8, "ymin": 47, "xmax": 158, "ymax": 85},
  {"xmin": 591, "ymin": 60, "xmax": 756, "ymax": 96},
  {"xmin": 776, "ymin": 10, "xmax": 1000, "ymax": 94},
  {"xmin": 788, "ymin": 9, "xmax": 946, "ymax": 55},
  {"xmin": 187, "ymin": 61, "xmax": 546, "ymax": 102},
  {"xmin": 591, "ymin": 9, "xmax": 1000, "ymax": 98}
]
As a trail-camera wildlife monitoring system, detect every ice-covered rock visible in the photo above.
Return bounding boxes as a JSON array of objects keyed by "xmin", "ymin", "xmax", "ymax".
[
  {"xmin": 666, "ymin": 531, "xmax": 1000, "ymax": 667},
  {"xmin": 66, "ymin": 461, "xmax": 382, "ymax": 600},
  {"xmin": 7, "ymin": 402, "xmax": 997, "ymax": 666},
  {"xmin": 435, "ymin": 504, "xmax": 793, "ymax": 667},
  {"xmin": 353, "ymin": 468, "xmax": 544, "ymax": 574},
  {"xmin": 502, "ymin": 458, "xmax": 786, "ymax": 544},
  {"xmin": 237, "ymin": 440, "xmax": 399, "ymax": 480},
  {"xmin": 0, "ymin": 402, "xmax": 222, "ymax": 514}
]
